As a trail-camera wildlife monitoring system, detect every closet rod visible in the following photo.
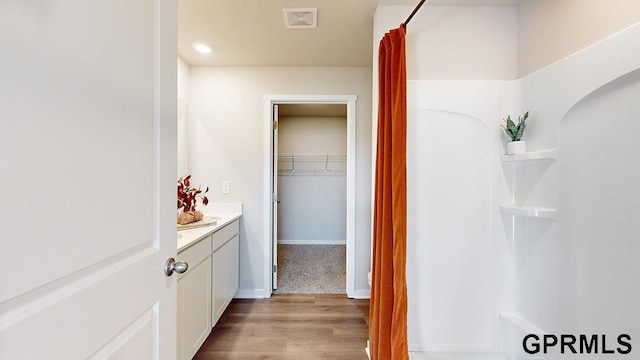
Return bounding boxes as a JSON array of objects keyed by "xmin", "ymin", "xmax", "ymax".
[
  {"xmin": 277, "ymin": 154, "xmax": 346, "ymax": 161},
  {"xmin": 278, "ymin": 169, "xmax": 346, "ymax": 177},
  {"xmin": 403, "ymin": 0, "xmax": 426, "ymax": 28}
]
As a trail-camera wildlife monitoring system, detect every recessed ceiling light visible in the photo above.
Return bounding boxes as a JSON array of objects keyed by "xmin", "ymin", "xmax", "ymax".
[{"xmin": 193, "ymin": 42, "xmax": 212, "ymax": 54}]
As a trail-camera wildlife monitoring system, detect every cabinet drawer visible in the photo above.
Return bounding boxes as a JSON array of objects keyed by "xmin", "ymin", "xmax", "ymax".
[
  {"xmin": 177, "ymin": 235, "xmax": 212, "ymax": 275},
  {"xmin": 212, "ymin": 219, "xmax": 239, "ymax": 251}
]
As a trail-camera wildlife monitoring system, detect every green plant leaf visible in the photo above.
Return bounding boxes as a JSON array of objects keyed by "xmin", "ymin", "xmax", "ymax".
[
  {"xmin": 503, "ymin": 116, "xmax": 517, "ymax": 141},
  {"xmin": 515, "ymin": 111, "xmax": 528, "ymax": 141},
  {"xmin": 500, "ymin": 111, "xmax": 529, "ymax": 141},
  {"xmin": 515, "ymin": 122, "xmax": 526, "ymax": 141}
]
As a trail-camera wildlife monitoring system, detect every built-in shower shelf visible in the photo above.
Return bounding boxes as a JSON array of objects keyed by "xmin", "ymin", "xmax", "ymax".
[
  {"xmin": 501, "ymin": 148, "xmax": 558, "ymax": 162},
  {"xmin": 500, "ymin": 204, "xmax": 557, "ymax": 220}
]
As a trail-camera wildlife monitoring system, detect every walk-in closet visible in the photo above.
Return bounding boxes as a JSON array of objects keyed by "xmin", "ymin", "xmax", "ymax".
[{"xmin": 274, "ymin": 104, "xmax": 347, "ymax": 294}]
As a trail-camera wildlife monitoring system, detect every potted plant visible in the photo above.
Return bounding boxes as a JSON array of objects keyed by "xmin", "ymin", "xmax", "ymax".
[
  {"xmin": 177, "ymin": 175, "xmax": 209, "ymax": 225},
  {"xmin": 501, "ymin": 111, "xmax": 529, "ymax": 154}
]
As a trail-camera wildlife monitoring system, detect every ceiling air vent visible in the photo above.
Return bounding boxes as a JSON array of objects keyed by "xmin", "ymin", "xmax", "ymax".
[{"xmin": 283, "ymin": 8, "xmax": 318, "ymax": 29}]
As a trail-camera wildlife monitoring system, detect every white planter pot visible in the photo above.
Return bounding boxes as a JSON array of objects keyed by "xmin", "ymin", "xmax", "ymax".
[{"xmin": 506, "ymin": 141, "xmax": 527, "ymax": 155}]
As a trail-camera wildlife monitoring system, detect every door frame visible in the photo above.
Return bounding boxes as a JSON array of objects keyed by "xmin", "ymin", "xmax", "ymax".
[{"xmin": 263, "ymin": 94, "xmax": 357, "ymax": 298}]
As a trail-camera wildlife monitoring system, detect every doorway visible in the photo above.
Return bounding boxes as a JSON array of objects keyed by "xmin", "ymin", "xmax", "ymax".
[
  {"xmin": 274, "ymin": 104, "xmax": 347, "ymax": 294},
  {"xmin": 263, "ymin": 95, "xmax": 357, "ymax": 298}
]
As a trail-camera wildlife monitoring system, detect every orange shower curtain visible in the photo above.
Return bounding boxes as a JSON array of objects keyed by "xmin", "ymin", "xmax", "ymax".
[{"xmin": 369, "ymin": 26, "xmax": 408, "ymax": 360}]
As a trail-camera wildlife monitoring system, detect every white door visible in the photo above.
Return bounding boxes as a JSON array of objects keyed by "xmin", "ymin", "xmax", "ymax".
[
  {"xmin": 0, "ymin": 1, "xmax": 178, "ymax": 359},
  {"xmin": 271, "ymin": 104, "xmax": 279, "ymax": 290}
]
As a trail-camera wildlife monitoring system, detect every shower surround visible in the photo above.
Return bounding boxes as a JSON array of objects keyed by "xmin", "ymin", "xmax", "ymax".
[{"xmin": 375, "ymin": 6, "xmax": 640, "ymax": 360}]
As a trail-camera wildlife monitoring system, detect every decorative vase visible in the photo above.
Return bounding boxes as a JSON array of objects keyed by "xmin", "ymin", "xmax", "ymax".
[
  {"xmin": 177, "ymin": 210, "xmax": 204, "ymax": 225},
  {"xmin": 506, "ymin": 140, "xmax": 527, "ymax": 155}
]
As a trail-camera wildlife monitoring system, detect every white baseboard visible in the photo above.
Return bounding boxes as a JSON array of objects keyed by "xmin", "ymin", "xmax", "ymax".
[
  {"xmin": 277, "ymin": 239, "xmax": 346, "ymax": 245},
  {"xmin": 368, "ymin": 344, "xmax": 504, "ymax": 360},
  {"xmin": 408, "ymin": 352, "xmax": 506, "ymax": 360},
  {"xmin": 234, "ymin": 288, "xmax": 266, "ymax": 299},
  {"xmin": 353, "ymin": 289, "xmax": 370, "ymax": 299},
  {"xmin": 236, "ymin": 289, "xmax": 368, "ymax": 300}
]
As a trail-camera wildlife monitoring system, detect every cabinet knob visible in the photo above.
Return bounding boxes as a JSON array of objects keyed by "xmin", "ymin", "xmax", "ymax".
[{"xmin": 164, "ymin": 257, "xmax": 189, "ymax": 276}]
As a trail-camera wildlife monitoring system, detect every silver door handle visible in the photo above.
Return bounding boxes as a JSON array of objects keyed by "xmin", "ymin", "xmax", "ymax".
[{"xmin": 164, "ymin": 257, "xmax": 188, "ymax": 276}]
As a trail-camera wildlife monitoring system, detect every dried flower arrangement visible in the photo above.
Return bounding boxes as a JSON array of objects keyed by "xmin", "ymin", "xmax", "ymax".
[{"xmin": 177, "ymin": 175, "xmax": 209, "ymax": 225}]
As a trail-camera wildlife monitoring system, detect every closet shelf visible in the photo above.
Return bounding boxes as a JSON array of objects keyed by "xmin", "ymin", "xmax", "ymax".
[
  {"xmin": 500, "ymin": 204, "xmax": 557, "ymax": 220},
  {"xmin": 278, "ymin": 169, "xmax": 346, "ymax": 177},
  {"xmin": 278, "ymin": 153, "xmax": 346, "ymax": 162},
  {"xmin": 277, "ymin": 153, "xmax": 346, "ymax": 177},
  {"xmin": 501, "ymin": 148, "xmax": 558, "ymax": 162}
]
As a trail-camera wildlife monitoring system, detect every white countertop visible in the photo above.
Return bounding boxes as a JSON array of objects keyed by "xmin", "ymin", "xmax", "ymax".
[{"xmin": 177, "ymin": 203, "xmax": 242, "ymax": 252}]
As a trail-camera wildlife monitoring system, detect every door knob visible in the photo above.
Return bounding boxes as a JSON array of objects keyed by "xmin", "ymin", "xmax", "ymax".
[{"xmin": 164, "ymin": 257, "xmax": 188, "ymax": 276}]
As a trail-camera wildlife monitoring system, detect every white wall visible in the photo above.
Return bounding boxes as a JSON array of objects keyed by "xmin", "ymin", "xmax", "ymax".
[
  {"xmin": 277, "ymin": 176, "xmax": 347, "ymax": 244},
  {"xmin": 178, "ymin": 56, "xmax": 190, "ymax": 103},
  {"xmin": 278, "ymin": 116, "xmax": 347, "ymax": 244},
  {"xmin": 375, "ymin": 2, "xmax": 640, "ymax": 79},
  {"xmin": 177, "ymin": 57, "xmax": 190, "ymax": 176},
  {"xmin": 188, "ymin": 66, "xmax": 372, "ymax": 297},
  {"xmin": 518, "ymin": 0, "xmax": 640, "ymax": 76},
  {"xmin": 278, "ymin": 116, "xmax": 347, "ymax": 154},
  {"xmin": 374, "ymin": 6, "xmax": 518, "ymax": 81}
]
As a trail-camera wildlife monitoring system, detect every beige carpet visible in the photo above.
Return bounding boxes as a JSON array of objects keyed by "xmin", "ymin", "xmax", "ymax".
[{"xmin": 274, "ymin": 244, "xmax": 346, "ymax": 294}]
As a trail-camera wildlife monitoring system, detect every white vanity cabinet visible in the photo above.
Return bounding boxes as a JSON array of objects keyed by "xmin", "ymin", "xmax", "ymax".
[
  {"xmin": 211, "ymin": 219, "xmax": 240, "ymax": 325},
  {"xmin": 177, "ymin": 236, "xmax": 212, "ymax": 360},
  {"xmin": 176, "ymin": 214, "xmax": 241, "ymax": 360}
]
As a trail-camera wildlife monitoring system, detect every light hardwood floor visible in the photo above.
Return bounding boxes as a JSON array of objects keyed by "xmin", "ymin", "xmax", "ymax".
[{"xmin": 194, "ymin": 295, "xmax": 370, "ymax": 360}]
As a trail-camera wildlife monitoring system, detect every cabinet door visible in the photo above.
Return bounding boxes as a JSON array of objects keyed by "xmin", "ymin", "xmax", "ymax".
[
  {"xmin": 178, "ymin": 256, "xmax": 212, "ymax": 360},
  {"xmin": 226, "ymin": 235, "xmax": 240, "ymax": 300},
  {"xmin": 211, "ymin": 221, "xmax": 240, "ymax": 327},
  {"xmin": 212, "ymin": 248, "xmax": 227, "ymax": 326}
]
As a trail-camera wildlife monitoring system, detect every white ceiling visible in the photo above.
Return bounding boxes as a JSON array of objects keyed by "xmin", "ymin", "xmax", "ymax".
[{"xmin": 178, "ymin": 0, "xmax": 525, "ymax": 67}]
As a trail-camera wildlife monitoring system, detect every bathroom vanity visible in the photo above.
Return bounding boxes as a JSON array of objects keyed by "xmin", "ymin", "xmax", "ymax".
[{"xmin": 176, "ymin": 206, "xmax": 242, "ymax": 360}]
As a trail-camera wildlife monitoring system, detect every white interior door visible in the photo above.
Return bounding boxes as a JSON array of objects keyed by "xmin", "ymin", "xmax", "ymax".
[
  {"xmin": 271, "ymin": 104, "xmax": 279, "ymax": 290},
  {"xmin": 0, "ymin": 1, "xmax": 178, "ymax": 359}
]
